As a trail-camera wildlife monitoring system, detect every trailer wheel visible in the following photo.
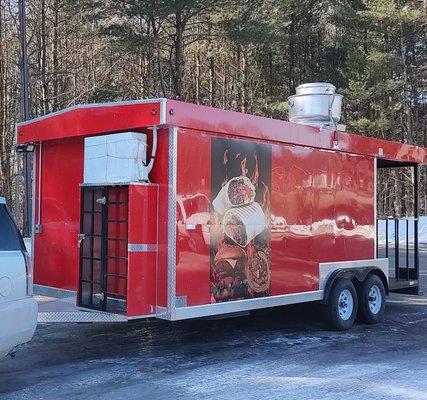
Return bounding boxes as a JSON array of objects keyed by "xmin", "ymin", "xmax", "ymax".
[
  {"xmin": 323, "ymin": 278, "xmax": 358, "ymax": 331},
  {"xmin": 357, "ymin": 274, "xmax": 385, "ymax": 324}
]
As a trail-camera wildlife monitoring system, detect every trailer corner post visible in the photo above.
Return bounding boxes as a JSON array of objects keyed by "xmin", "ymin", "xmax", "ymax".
[
  {"xmin": 414, "ymin": 164, "xmax": 420, "ymax": 293},
  {"xmin": 159, "ymin": 98, "xmax": 167, "ymax": 125},
  {"xmin": 167, "ymin": 125, "xmax": 178, "ymax": 320},
  {"xmin": 374, "ymin": 157, "xmax": 378, "ymax": 258}
]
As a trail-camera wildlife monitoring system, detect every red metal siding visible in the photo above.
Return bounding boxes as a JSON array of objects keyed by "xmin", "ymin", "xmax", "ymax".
[
  {"xmin": 166, "ymin": 99, "xmax": 426, "ymax": 164},
  {"xmin": 127, "ymin": 184, "xmax": 158, "ymax": 316},
  {"xmin": 34, "ymin": 138, "xmax": 84, "ymax": 290},
  {"xmin": 149, "ymin": 127, "xmax": 170, "ymax": 308},
  {"xmin": 175, "ymin": 129, "xmax": 375, "ymax": 305},
  {"xmin": 176, "ymin": 129, "xmax": 211, "ymax": 306},
  {"xmin": 271, "ymin": 145, "xmax": 374, "ymax": 295},
  {"xmin": 31, "ymin": 124, "xmax": 376, "ymax": 311},
  {"xmin": 270, "ymin": 145, "xmax": 317, "ymax": 294},
  {"xmin": 32, "ymin": 127, "xmax": 170, "ymax": 308},
  {"xmin": 17, "ymin": 102, "xmax": 161, "ymax": 143},
  {"xmin": 18, "ymin": 99, "xmax": 426, "ymax": 165}
]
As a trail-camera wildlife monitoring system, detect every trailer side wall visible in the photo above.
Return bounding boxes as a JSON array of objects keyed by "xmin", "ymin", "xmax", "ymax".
[
  {"xmin": 33, "ymin": 127, "xmax": 171, "ymax": 299},
  {"xmin": 33, "ymin": 138, "xmax": 83, "ymax": 290},
  {"xmin": 176, "ymin": 128, "xmax": 375, "ymax": 307}
]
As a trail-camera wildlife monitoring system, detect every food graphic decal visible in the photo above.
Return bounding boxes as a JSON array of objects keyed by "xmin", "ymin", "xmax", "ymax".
[{"xmin": 211, "ymin": 137, "xmax": 271, "ymax": 303}]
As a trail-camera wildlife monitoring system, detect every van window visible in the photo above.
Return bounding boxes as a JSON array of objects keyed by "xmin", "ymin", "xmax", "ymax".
[{"xmin": 0, "ymin": 205, "xmax": 24, "ymax": 251}]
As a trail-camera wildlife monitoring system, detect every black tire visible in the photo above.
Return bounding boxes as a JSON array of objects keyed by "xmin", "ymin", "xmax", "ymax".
[
  {"xmin": 357, "ymin": 274, "xmax": 386, "ymax": 324},
  {"xmin": 323, "ymin": 278, "xmax": 358, "ymax": 331}
]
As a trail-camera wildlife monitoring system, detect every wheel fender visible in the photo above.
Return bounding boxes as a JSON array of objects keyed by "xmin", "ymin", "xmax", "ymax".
[{"xmin": 322, "ymin": 267, "xmax": 389, "ymax": 305}]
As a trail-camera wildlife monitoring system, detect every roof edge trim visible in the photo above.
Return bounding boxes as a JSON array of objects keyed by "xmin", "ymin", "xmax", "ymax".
[
  {"xmin": 16, "ymin": 98, "xmax": 168, "ymax": 127},
  {"xmin": 159, "ymin": 98, "xmax": 167, "ymax": 125}
]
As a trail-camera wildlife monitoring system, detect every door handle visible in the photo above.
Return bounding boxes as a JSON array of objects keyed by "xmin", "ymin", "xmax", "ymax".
[
  {"xmin": 96, "ymin": 196, "xmax": 107, "ymax": 205},
  {"xmin": 78, "ymin": 233, "xmax": 85, "ymax": 247},
  {"xmin": 94, "ymin": 292, "xmax": 104, "ymax": 301}
]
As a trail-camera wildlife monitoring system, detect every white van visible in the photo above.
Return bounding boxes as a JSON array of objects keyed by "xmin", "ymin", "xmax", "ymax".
[{"xmin": 0, "ymin": 197, "xmax": 37, "ymax": 359}]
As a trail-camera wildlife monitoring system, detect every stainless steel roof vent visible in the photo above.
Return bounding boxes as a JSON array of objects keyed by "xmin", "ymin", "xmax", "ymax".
[{"xmin": 288, "ymin": 83, "xmax": 343, "ymax": 129}]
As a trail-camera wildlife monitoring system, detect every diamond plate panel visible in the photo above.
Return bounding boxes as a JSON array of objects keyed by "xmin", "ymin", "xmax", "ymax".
[
  {"xmin": 37, "ymin": 311, "xmax": 128, "ymax": 323},
  {"xmin": 167, "ymin": 126, "xmax": 178, "ymax": 320},
  {"xmin": 128, "ymin": 243, "xmax": 158, "ymax": 252}
]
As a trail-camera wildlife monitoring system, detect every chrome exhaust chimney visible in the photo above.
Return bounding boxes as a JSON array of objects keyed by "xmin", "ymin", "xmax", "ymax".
[{"xmin": 288, "ymin": 83, "xmax": 344, "ymax": 130}]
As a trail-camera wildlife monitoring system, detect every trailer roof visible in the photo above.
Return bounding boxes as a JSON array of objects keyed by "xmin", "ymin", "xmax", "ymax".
[{"xmin": 16, "ymin": 98, "xmax": 426, "ymax": 165}]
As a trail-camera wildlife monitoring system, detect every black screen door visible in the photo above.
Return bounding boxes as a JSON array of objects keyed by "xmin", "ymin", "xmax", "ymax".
[
  {"xmin": 79, "ymin": 186, "xmax": 108, "ymax": 310},
  {"xmin": 79, "ymin": 186, "xmax": 129, "ymax": 312}
]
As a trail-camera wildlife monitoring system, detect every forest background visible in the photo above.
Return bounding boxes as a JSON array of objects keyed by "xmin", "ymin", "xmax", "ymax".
[{"xmin": 1, "ymin": 0, "xmax": 426, "ymax": 228}]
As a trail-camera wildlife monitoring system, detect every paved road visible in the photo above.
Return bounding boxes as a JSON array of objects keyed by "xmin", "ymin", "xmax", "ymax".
[{"xmin": 0, "ymin": 254, "xmax": 426, "ymax": 400}]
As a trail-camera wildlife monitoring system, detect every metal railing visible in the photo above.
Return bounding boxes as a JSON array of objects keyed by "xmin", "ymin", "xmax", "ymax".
[{"xmin": 376, "ymin": 217, "xmax": 419, "ymax": 282}]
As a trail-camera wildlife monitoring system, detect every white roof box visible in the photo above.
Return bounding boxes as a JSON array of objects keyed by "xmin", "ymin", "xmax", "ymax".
[{"xmin": 84, "ymin": 132, "xmax": 148, "ymax": 184}]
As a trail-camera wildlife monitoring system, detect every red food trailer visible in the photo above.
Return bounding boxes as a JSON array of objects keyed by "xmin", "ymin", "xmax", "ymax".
[{"xmin": 16, "ymin": 94, "xmax": 426, "ymax": 330}]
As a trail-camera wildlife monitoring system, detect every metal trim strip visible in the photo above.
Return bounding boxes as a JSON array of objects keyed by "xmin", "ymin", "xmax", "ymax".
[
  {"xmin": 159, "ymin": 98, "xmax": 167, "ymax": 125},
  {"xmin": 16, "ymin": 98, "xmax": 167, "ymax": 127},
  {"xmin": 155, "ymin": 184, "xmax": 160, "ymax": 313},
  {"xmin": 171, "ymin": 258, "xmax": 389, "ymax": 321},
  {"xmin": 35, "ymin": 142, "xmax": 42, "ymax": 233},
  {"xmin": 318, "ymin": 258, "xmax": 389, "ymax": 291},
  {"xmin": 172, "ymin": 291, "xmax": 324, "ymax": 321},
  {"xmin": 34, "ymin": 284, "xmax": 76, "ymax": 298},
  {"xmin": 80, "ymin": 182, "xmax": 153, "ymax": 187},
  {"xmin": 374, "ymin": 157, "xmax": 377, "ymax": 256},
  {"xmin": 30, "ymin": 145, "xmax": 37, "ymax": 268},
  {"xmin": 167, "ymin": 126, "xmax": 178, "ymax": 320},
  {"xmin": 128, "ymin": 243, "xmax": 158, "ymax": 252}
]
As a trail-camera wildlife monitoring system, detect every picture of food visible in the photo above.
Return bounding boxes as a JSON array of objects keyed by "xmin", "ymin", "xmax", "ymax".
[
  {"xmin": 228, "ymin": 177, "xmax": 255, "ymax": 206},
  {"xmin": 212, "ymin": 176, "xmax": 255, "ymax": 215},
  {"xmin": 211, "ymin": 137, "xmax": 271, "ymax": 302},
  {"xmin": 222, "ymin": 202, "xmax": 266, "ymax": 247},
  {"xmin": 223, "ymin": 214, "xmax": 247, "ymax": 247},
  {"xmin": 246, "ymin": 251, "xmax": 270, "ymax": 293},
  {"xmin": 212, "ymin": 246, "xmax": 247, "ymax": 301}
]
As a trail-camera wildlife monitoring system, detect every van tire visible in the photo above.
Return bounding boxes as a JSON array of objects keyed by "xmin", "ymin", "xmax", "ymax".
[
  {"xmin": 357, "ymin": 274, "xmax": 386, "ymax": 324},
  {"xmin": 323, "ymin": 278, "xmax": 358, "ymax": 331}
]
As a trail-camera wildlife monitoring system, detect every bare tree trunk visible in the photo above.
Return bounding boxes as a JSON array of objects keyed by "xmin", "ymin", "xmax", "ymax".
[
  {"xmin": 268, "ymin": 51, "xmax": 273, "ymax": 96},
  {"xmin": 237, "ymin": 45, "xmax": 247, "ymax": 112},
  {"xmin": 209, "ymin": 55, "xmax": 215, "ymax": 106},
  {"xmin": 173, "ymin": 7, "xmax": 184, "ymax": 98},
  {"xmin": 195, "ymin": 50, "xmax": 200, "ymax": 104},
  {"xmin": 393, "ymin": 170, "xmax": 401, "ymax": 216},
  {"xmin": 222, "ymin": 58, "xmax": 228, "ymax": 108},
  {"xmin": 399, "ymin": 16, "xmax": 412, "ymax": 143},
  {"xmin": 52, "ymin": 0, "xmax": 60, "ymax": 110},
  {"xmin": 40, "ymin": 0, "xmax": 49, "ymax": 113},
  {"xmin": 0, "ymin": 4, "xmax": 6, "ymax": 198},
  {"xmin": 288, "ymin": 13, "xmax": 295, "ymax": 94},
  {"xmin": 151, "ymin": 15, "xmax": 166, "ymax": 97}
]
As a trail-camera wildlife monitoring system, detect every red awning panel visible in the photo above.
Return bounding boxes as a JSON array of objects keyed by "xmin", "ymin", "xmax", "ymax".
[{"xmin": 17, "ymin": 98, "xmax": 426, "ymax": 165}]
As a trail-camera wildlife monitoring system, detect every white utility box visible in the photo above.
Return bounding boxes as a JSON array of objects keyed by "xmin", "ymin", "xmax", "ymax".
[{"xmin": 84, "ymin": 132, "xmax": 148, "ymax": 184}]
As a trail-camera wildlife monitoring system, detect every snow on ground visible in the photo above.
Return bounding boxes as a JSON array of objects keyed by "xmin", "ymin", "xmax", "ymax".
[
  {"xmin": 1, "ymin": 292, "xmax": 426, "ymax": 400},
  {"xmin": 377, "ymin": 216, "xmax": 427, "ymax": 245}
]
